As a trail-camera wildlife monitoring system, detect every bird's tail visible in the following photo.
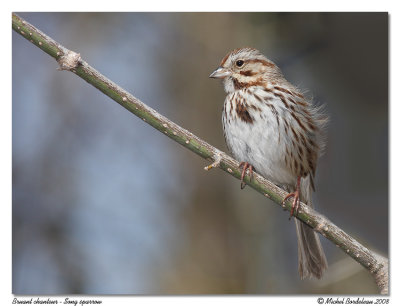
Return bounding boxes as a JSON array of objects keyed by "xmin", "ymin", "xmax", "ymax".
[{"xmin": 295, "ymin": 175, "xmax": 328, "ymax": 279}]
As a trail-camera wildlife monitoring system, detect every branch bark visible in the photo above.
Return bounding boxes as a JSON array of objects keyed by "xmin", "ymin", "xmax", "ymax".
[{"xmin": 12, "ymin": 13, "xmax": 389, "ymax": 294}]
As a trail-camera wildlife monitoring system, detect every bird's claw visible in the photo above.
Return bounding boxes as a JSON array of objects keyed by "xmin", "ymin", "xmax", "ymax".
[
  {"xmin": 282, "ymin": 190, "xmax": 300, "ymax": 220},
  {"xmin": 239, "ymin": 162, "xmax": 254, "ymax": 189}
]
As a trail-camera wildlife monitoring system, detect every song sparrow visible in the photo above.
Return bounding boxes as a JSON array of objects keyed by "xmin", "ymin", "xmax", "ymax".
[{"xmin": 210, "ymin": 47, "xmax": 328, "ymax": 279}]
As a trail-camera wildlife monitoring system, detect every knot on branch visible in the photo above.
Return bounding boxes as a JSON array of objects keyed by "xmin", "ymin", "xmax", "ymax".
[
  {"xmin": 57, "ymin": 50, "xmax": 81, "ymax": 71},
  {"xmin": 204, "ymin": 151, "xmax": 223, "ymax": 171}
]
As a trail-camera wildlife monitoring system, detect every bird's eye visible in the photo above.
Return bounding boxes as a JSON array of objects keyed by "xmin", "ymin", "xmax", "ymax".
[{"xmin": 235, "ymin": 60, "xmax": 244, "ymax": 67}]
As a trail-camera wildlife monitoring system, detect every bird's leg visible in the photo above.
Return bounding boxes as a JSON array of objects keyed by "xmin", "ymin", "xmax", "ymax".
[
  {"xmin": 239, "ymin": 162, "xmax": 254, "ymax": 189},
  {"xmin": 282, "ymin": 176, "xmax": 301, "ymax": 219}
]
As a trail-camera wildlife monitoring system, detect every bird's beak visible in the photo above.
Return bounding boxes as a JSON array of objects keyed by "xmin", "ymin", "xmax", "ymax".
[{"xmin": 209, "ymin": 67, "xmax": 231, "ymax": 79}]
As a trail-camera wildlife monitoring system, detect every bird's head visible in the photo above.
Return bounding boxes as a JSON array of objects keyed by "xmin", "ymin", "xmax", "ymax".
[{"xmin": 210, "ymin": 47, "xmax": 282, "ymax": 93}]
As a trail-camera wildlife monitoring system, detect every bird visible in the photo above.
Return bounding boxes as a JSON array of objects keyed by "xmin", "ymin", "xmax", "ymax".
[{"xmin": 210, "ymin": 47, "xmax": 328, "ymax": 279}]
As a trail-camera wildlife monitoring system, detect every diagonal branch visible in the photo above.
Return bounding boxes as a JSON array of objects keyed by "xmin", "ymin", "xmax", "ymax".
[{"xmin": 12, "ymin": 13, "xmax": 388, "ymax": 294}]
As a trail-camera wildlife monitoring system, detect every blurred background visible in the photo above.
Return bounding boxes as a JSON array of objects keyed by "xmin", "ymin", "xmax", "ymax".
[{"xmin": 12, "ymin": 13, "xmax": 388, "ymax": 294}]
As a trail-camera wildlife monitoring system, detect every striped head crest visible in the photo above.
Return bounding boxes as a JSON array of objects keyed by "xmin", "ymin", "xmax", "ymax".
[{"xmin": 210, "ymin": 47, "xmax": 283, "ymax": 93}]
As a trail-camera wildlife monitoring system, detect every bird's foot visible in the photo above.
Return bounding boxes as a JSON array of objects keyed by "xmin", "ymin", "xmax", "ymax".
[
  {"xmin": 239, "ymin": 162, "xmax": 254, "ymax": 189},
  {"xmin": 282, "ymin": 176, "xmax": 302, "ymax": 220},
  {"xmin": 282, "ymin": 191, "xmax": 300, "ymax": 219}
]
